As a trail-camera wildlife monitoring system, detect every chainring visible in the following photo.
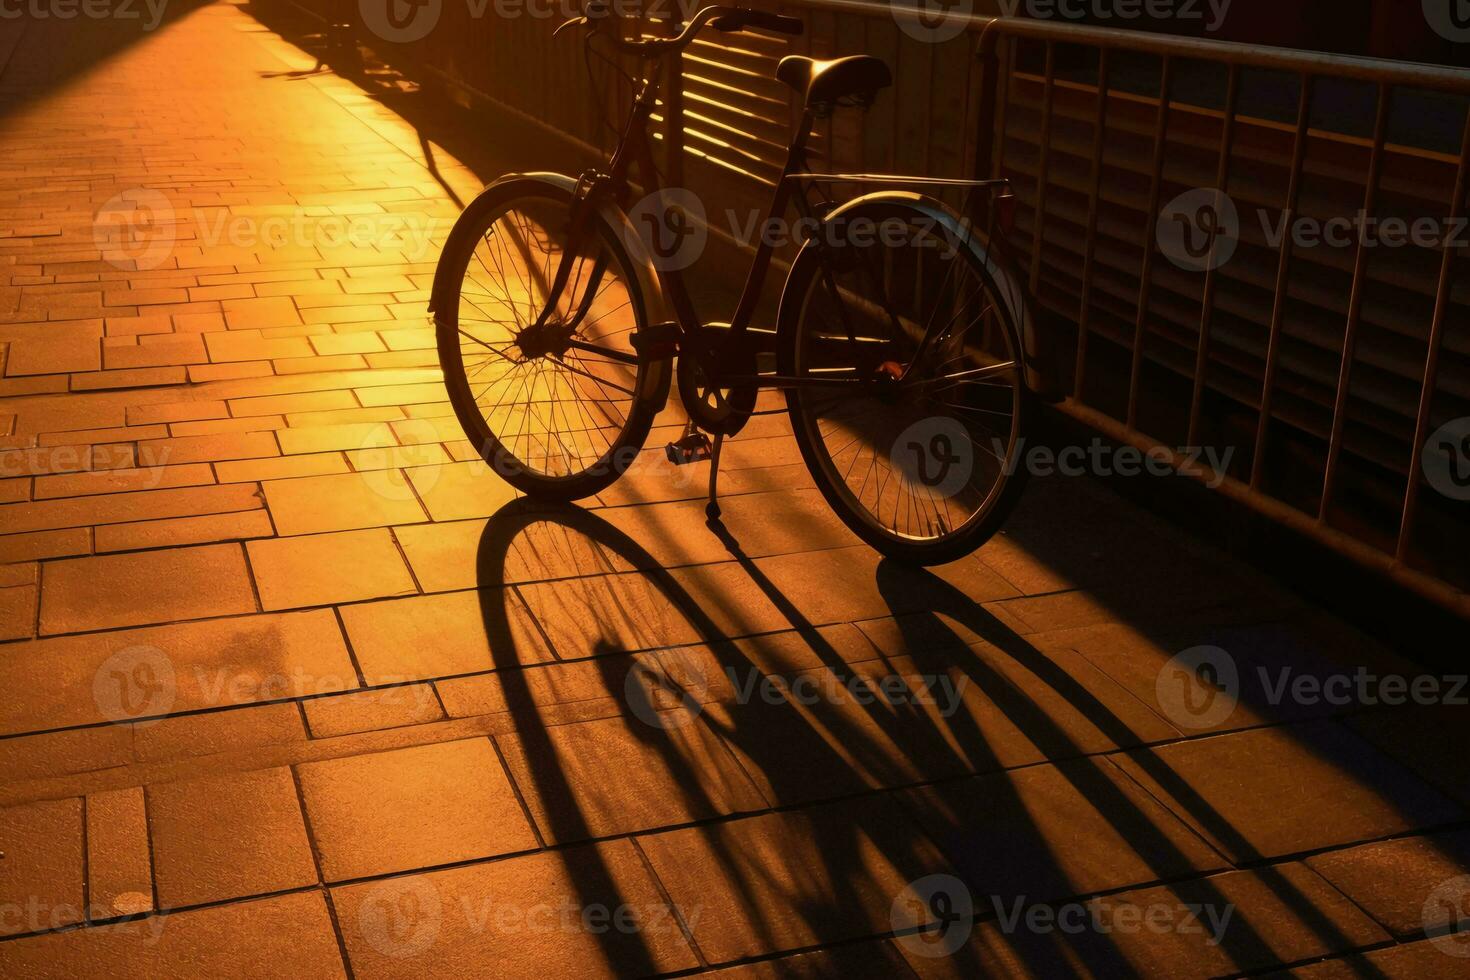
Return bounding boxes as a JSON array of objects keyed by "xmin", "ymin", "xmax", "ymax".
[{"xmin": 677, "ymin": 325, "xmax": 757, "ymax": 436}]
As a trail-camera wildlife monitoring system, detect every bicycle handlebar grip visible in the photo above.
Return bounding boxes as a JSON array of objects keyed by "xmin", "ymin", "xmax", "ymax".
[{"xmin": 711, "ymin": 8, "xmax": 804, "ymax": 36}]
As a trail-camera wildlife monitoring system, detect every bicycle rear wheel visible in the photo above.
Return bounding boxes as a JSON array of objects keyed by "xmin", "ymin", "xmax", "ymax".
[
  {"xmin": 433, "ymin": 178, "xmax": 667, "ymax": 500},
  {"xmin": 779, "ymin": 199, "xmax": 1031, "ymax": 565}
]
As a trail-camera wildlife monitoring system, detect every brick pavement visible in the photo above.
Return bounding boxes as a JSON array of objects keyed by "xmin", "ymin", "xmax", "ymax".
[{"xmin": 1, "ymin": 5, "xmax": 1469, "ymax": 978}]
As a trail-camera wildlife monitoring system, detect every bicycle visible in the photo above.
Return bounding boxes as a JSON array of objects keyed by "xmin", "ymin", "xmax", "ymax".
[{"xmin": 430, "ymin": 4, "xmax": 1039, "ymax": 564}]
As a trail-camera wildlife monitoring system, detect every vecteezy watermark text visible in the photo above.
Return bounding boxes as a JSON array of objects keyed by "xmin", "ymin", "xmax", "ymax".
[
  {"xmin": 1156, "ymin": 644, "xmax": 1470, "ymax": 731},
  {"xmin": 0, "ymin": 0, "xmax": 169, "ymax": 30},
  {"xmin": 997, "ymin": 437, "xmax": 1234, "ymax": 487},
  {"xmin": 1158, "ymin": 188, "xmax": 1470, "ymax": 273}
]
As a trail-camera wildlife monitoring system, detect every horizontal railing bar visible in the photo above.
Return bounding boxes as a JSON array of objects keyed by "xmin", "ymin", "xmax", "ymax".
[
  {"xmin": 794, "ymin": 0, "xmax": 1470, "ymax": 92},
  {"xmin": 784, "ymin": 173, "xmax": 1009, "ymax": 188}
]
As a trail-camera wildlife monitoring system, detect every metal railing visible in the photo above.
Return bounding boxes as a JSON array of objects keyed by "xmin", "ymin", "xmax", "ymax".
[{"xmin": 283, "ymin": 0, "xmax": 1470, "ymax": 616}]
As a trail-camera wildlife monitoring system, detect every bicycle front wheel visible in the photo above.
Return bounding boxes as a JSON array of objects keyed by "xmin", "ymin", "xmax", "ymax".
[
  {"xmin": 779, "ymin": 198, "xmax": 1031, "ymax": 565},
  {"xmin": 433, "ymin": 177, "xmax": 667, "ymax": 500}
]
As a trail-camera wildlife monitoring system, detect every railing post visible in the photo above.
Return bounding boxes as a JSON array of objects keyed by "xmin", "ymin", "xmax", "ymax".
[
  {"xmin": 1073, "ymin": 46, "xmax": 1110, "ymax": 402},
  {"xmin": 1319, "ymin": 82, "xmax": 1392, "ymax": 519},
  {"xmin": 1185, "ymin": 64, "xmax": 1240, "ymax": 448},
  {"xmin": 1396, "ymin": 104, "xmax": 1470, "ymax": 561},
  {"xmin": 1250, "ymin": 72, "xmax": 1315, "ymax": 490},
  {"xmin": 1125, "ymin": 55, "xmax": 1173, "ymax": 430}
]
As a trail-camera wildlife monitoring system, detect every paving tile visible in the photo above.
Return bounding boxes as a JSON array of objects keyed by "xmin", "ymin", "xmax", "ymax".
[
  {"xmin": 1274, "ymin": 941, "xmax": 1470, "ymax": 979},
  {"xmin": 169, "ymin": 414, "xmax": 283, "ymax": 436},
  {"xmin": 901, "ymin": 863, "xmax": 1389, "ymax": 979},
  {"xmin": 135, "ymin": 430, "xmax": 279, "ymax": 465},
  {"xmin": 496, "ymin": 712, "xmax": 768, "ymax": 842},
  {"xmin": 339, "ymin": 588, "xmax": 553, "ymax": 684},
  {"xmin": 276, "ymin": 421, "xmax": 397, "ymax": 455},
  {"xmin": 85, "ymin": 787, "xmax": 154, "ymax": 920},
  {"xmin": 1305, "ymin": 828, "xmax": 1470, "ymax": 938},
  {"xmin": 72, "ymin": 367, "xmax": 188, "ymax": 391},
  {"xmin": 132, "ymin": 702, "xmax": 308, "ymax": 763},
  {"xmin": 706, "ymin": 942, "xmax": 913, "ymax": 979},
  {"xmin": 39, "ymin": 543, "xmax": 257, "ymax": 633},
  {"xmin": 637, "ymin": 794, "xmax": 955, "ymax": 963},
  {"xmin": 247, "ymin": 528, "xmax": 417, "ymax": 610},
  {"xmin": 435, "ymin": 656, "xmax": 657, "ymax": 719},
  {"xmin": 404, "ymin": 459, "xmax": 517, "ymax": 522},
  {"xmin": 297, "ymin": 737, "xmax": 538, "ymax": 880},
  {"xmin": 331, "ymin": 841, "xmax": 698, "ymax": 978},
  {"xmin": 0, "ymin": 725, "xmax": 132, "ymax": 784},
  {"xmin": 34, "ymin": 462, "xmax": 215, "ymax": 499},
  {"xmin": 263, "ymin": 470, "xmax": 427, "ymax": 534},
  {"xmin": 752, "ymin": 546, "xmax": 1020, "ymax": 625},
  {"xmin": 0, "ymin": 583, "xmax": 38, "ymax": 639},
  {"xmin": 227, "ymin": 389, "xmax": 359, "ymax": 418},
  {"xmin": 517, "ymin": 568, "xmax": 715, "ymax": 658},
  {"xmin": 0, "ymin": 527, "xmax": 90, "ymax": 563},
  {"xmin": 303, "ymin": 684, "xmax": 445, "ymax": 737},
  {"xmin": 1110, "ymin": 721, "xmax": 1464, "ymax": 862},
  {"xmin": 0, "ymin": 609, "xmax": 354, "ymax": 736},
  {"xmin": 0, "ymin": 483, "xmax": 264, "ymax": 535},
  {"xmin": 149, "ymin": 766, "xmax": 318, "ymax": 908},
  {"xmin": 94, "ymin": 509, "xmax": 276, "ymax": 552},
  {"xmin": 0, "ymin": 561, "xmax": 37, "ymax": 587},
  {"xmin": 394, "ymin": 514, "xmax": 624, "ymax": 593},
  {"xmin": 1347, "ymin": 705, "xmax": 1470, "ymax": 808},
  {"xmin": 213, "ymin": 450, "xmax": 348, "ymax": 483},
  {"xmin": 220, "ymin": 297, "xmax": 304, "ymax": 331},
  {"xmin": 596, "ymin": 489, "xmax": 858, "ymax": 569},
  {"xmin": 901, "ymin": 758, "xmax": 1227, "ymax": 907},
  {"xmin": 0, "ymin": 891, "xmax": 348, "ymax": 979},
  {"xmin": 0, "ymin": 798, "xmax": 85, "ymax": 936}
]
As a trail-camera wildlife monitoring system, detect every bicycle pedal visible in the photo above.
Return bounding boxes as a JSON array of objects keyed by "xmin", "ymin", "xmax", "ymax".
[{"xmin": 665, "ymin": 431, "xmax": 713, "ymax": 465}]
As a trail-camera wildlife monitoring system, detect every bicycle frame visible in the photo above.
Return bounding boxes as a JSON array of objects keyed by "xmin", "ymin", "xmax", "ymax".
[{"xmin": 533, "ymin": 24, "xmax": 1014, "ymax": 393}]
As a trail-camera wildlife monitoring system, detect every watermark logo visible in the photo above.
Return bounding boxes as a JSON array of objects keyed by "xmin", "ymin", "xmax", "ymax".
[
  {"xmin": 92, "ymin": 645, "xmax": 176, "ymax": 725},
  {"xmin": 623, "ymin": 654, "xmax": 709, "ymax": 730},
  {"xmin": 895, "ymin": 417, "xmax": 975, "ymax": 499},
  {"xmin": 893, "ymin": 0, "xmax": 973, "ymax": 43},
  {"xmin": 1158, "ymin": 188, "xmax": 1239, "ymax": 272},
  {"xmin": 356, "ymin": 421, "xmax": 444, "ymax": 502},
  {"xmin": 891, "ymin": 874, "xmax": 974, "ymax": 957},
  {"xmin": 358, "ymin": 877, "xmax": 443, "ymax": 958},
  {"xmin": 360, "ymin": 0, "xmax": 442, "ymax": 42},
  {"xmin": 1155, "ymin": 645, "xmax": 1238, "ymax": 730},
  {"xmin": 1423, "ymin": 417, "xmax": 1470, "ymax": 502},
  {"xmin": 625, "ymin": 188, "xmax": 707, "ymax": 272},
  {"xmin": 94, "ymin": 189, "xmax": 176, "ymax": 272},
  {"xmin": 1162, "ymin": 186, "xmax": 1470, "ymax": 272},
  {"xmin": 1424, "ymin": 0, "xmax": 1470, "ymax": 43},
  {"xmin": 1424, "ymin": 874, "xmax": 1470, "ymax": 956}
]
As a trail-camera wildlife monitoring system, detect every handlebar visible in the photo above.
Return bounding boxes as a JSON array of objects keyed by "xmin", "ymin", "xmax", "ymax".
[{"xmin": 557, "ymin": 4, "xmax": 803, "ymax": 56}]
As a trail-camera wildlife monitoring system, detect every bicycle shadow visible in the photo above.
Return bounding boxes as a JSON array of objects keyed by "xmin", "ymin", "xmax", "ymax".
[{"xmin": 465, "ymin": 495, "xmax": 1403, "ymax": 975}]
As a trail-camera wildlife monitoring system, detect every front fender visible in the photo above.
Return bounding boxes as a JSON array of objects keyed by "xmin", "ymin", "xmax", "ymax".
[{"xmin": 781, "ymin": 190, "xmax": 1046, "ymax": 395}]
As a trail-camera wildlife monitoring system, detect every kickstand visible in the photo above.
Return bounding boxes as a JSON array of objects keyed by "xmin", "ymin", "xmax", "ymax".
[{"xmin": 705, "ymin": 433, "xmax": 724, "ymax": 522}]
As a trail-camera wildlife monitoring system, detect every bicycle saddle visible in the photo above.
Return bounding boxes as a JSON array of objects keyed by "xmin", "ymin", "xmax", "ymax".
[{"xmin": 775, "ymin": 55, "xmax": 892, "ymax": 110}]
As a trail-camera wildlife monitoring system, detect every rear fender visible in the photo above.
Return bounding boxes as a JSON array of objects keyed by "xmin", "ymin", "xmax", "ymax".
[{"xmin": 780, "ymin": 190, "xmax": 1046, "ymax": 394}]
